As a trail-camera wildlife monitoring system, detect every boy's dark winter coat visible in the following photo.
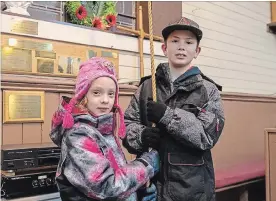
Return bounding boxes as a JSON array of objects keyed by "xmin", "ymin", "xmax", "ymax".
[{"xmin": 123, "ymin": 63, "xmax": 225, "ymax": 201}]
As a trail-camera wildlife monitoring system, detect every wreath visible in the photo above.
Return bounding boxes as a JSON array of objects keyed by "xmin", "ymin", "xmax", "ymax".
[{"xmin": 65, "ymin": 1, "xmax": 117, "ymax": 30}]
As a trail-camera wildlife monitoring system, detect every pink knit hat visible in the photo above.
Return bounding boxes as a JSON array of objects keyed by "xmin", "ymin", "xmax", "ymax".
[{"xmin": 60, "ymin": 57, "xmax": 125, "ymax": 139}]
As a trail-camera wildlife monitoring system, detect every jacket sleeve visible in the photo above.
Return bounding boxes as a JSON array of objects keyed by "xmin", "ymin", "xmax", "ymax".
[
  {"xmin": 123, "ymin": 85, "xmax": 146, "ymax": 154},
  {"xmin": 159, "ymin": 83, "xmax": 225, "ymax": 150},
  {"xmin": 63, "ymin": 129, "xmax": 155, "ymax": 200}
]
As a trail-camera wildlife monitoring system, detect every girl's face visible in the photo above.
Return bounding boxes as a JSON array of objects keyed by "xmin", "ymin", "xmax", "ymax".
[{"xmin": 86, "ymin": 77, "xmax": 116, "ymax": 116}]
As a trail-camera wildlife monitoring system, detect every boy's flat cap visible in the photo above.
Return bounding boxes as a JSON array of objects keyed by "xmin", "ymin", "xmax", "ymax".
[{"xmin": 162, "ymin": 17, "xmax": 203, "ymax": 41}]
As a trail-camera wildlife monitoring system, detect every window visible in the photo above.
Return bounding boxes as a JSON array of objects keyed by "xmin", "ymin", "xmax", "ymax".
[
  {"xmin": 116, "ymin": 1, "xmax": 136, "ymax": 29},
  {"xmin": 1, "ymin": 1, "xmax": 64, "ymax": 21},
  {"xmin": 28, "ymin": 1, "xmax": 64, "ymax": 21}
]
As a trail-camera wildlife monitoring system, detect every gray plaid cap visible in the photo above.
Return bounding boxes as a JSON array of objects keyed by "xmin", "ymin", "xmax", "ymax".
[{"xmin": 162, "ymin": 17, "xmax": 203, "ymax": 41}]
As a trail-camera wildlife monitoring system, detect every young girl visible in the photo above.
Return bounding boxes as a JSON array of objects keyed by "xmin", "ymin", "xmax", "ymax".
[{"xmin": 50, "ymin": 57, "xmax": 159, "ymax": 201}]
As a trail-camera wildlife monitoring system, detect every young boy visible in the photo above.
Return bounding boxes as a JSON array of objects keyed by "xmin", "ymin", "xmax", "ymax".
[{"xmin": 123, "ymin": 17, "xmax": 225, "ymax": 201}]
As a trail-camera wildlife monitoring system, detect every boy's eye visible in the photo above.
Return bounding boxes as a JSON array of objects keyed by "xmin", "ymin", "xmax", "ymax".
[
  {"xmin": 186, "ymin": 41, "xmax": 192, "ymax": 44},
  {"xmin": 172, "ymin": 40, "xmax": 178, "ymax": 43}
]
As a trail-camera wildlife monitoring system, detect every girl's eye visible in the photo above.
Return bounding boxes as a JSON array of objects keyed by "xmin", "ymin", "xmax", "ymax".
[
  {"xmin": 172, "ymin": 40, "xmax": 178, "ymax": 43},
  {"xmin": 186, "ymin": 41, "xmax": 192, "ymax": 44},
  {"xmin": 93, "ymin": 91, "xmax": 100, "ymax": 95},
  {"xmin": 109, "ymin": 92, "xmax": 115, "ymax": 97}
]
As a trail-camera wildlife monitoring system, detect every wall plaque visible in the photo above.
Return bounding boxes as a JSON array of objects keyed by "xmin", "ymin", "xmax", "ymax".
[
  {"xmin": 1, "ymin": 47, "xmax": 32, "ymax": 72},
  {"xmin": 11, "ymin": 19, "xmax": 38, "ymax": 35},
  {"xmin": 35, "ymin": 51, "xmax": 56, "ymax": 59},
  {"xmin": 3, "ymin": 91, "xmax": 45, "ymax": 123},
  {"xmin": 7, "ymin": 38, "xmax": 53, "ymax": 52}
]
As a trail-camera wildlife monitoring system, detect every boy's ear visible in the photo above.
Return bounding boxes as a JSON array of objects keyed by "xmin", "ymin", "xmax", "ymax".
[
  {"xmin": 194, "ymin": 46, "xmax": 201, "ymax": 59},
  {"xmin": 161, "ymin": 43, "xmax": 167, "ymax": 56}
]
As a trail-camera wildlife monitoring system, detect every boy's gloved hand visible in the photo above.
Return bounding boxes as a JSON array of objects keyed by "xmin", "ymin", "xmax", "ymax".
[
  {"xmin": 137, "ymin": 150, "xmax": 160, "ymax": 175},
  {"xmin": 147, "ymin": 100, "xmax": 167, "ymax": 124},
  {"xmin": 141, "ymin": 127, "xmax": 162, "ymax": 150}
]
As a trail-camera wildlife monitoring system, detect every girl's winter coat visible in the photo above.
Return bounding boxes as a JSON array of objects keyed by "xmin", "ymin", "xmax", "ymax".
[{"xmin": 50, "ymin": 97, "xmax": 159, "ymax": 201}]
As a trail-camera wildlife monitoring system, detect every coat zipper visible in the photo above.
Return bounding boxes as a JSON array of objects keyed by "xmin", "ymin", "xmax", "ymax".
[{"xmin": 216, "ymin": 118, "xmax": 220, "ymax": 132}]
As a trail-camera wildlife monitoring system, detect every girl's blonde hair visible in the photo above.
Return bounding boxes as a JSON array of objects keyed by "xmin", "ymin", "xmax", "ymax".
[{"xmin": 76, "ymin": 96, "xmax": 88, "ymax": 111}]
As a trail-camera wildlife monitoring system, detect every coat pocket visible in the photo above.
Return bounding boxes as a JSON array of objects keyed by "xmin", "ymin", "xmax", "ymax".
[
  {"xmin": 180, "ymin": 102, "xmax": 206, "ymax": 117},
  {"xmin": 167, "ymin": 153, "xmax": 205, "ymax": 201}
]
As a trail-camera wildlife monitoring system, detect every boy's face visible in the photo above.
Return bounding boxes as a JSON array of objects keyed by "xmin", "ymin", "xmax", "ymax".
[
  {"xmin": 162, "ymin": 30, "xmax": 201, "ymax": 68},
  {"xmin": 86, "ymin": 77, "xmax": 116, "ymax": 116}
]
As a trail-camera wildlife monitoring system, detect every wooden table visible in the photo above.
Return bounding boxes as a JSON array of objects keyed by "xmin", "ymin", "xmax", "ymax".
[{"xmin": 265, "ymin": 128, "xmax": 276, "ymax": 201}]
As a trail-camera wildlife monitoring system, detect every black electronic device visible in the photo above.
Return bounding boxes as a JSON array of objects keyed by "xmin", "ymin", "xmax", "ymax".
[
  {"xmin": 1, "ymin": 143, "xmax": 60, "ymax": 171},
  {"xmin": 1, "ymin": 170, "xmax": 58, "ymax": 199}
]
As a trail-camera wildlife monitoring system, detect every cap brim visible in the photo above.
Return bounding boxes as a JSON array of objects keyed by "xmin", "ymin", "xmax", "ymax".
[{"xmin": 162, "ymin": 24, "xmax": 203, "ymax": 41}]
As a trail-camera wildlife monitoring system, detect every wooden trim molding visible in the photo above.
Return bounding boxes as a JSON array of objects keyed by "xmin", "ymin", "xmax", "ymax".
[
  {"xmin": 215, "ymin": 178, "xmax": 264, "ymax": 192},
  {"xmin": 1, "ymin": 73, "xmax": 138, "ymax": 95},
  {"xmin": 222, "ymin": 92, "xmax": 276, "ymax": 103},
  {"xmin": 268, "ymin": 2, "xmax": 276, "ymax": 33},
  {"xmin": 2, "ymin": 73, "xmax": 276, "ymax": 101},
  {"xmin": 271, "ymin": 2, "xmax": 276, "ymax": 22}
]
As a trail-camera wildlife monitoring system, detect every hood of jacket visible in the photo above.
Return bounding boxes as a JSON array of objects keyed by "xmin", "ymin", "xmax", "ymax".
[{"xmin": 140, "ymin": 63, "xmax": 222, "ymax": 92}]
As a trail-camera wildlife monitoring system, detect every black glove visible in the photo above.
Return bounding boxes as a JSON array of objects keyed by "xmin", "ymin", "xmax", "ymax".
[
  {"xmin": 147, "ymin": 100, "xmax": 167, "ymax": 124},
  {"xmin": 141, "ymin": 127, "xmax": 162, "ymax": 150}
]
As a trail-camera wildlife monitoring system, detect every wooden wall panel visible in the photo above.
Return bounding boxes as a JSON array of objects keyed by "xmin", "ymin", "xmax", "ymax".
[
  {"xmin": 0, "ymin": 90, "xmax": 2, "ymax": 145},
  {"xmin": 268, "ymin": 134, "xmax": 276, "ymax": 201},
  {"xmin": 152, "ymin": 1, "xmax": 182, "ymax": 37},
  {"xmin": 265, "ymin": 129, "xmax": 276, "ymax": 201},
  {"xmin": 22, "ymin": 123, "xmax": 42, "ymax": 143},
  {"xmin": 118, "ymin": 94, "xmax": 136, "ymax": 161},
  {"xmin": 42, "ymin": 92, "xmax": 60, "ymax": 143},
  {"xmin": 2, "ymin": 78, "xmax": 276, "ymax": 172},
  {"xmin": 272, "ymin": 1, "xmax": 276, "ymax": 22},
  {"xmin": 118, "ymin": 95, "xmax": 133, "ymax": 112},
  {"xmin": 212, "ymin": 100, "xmax": 276, "ymax": 169},
  {"xmin": 2, "ymin": 124, "xmax": 23, "ymax": 145}
]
